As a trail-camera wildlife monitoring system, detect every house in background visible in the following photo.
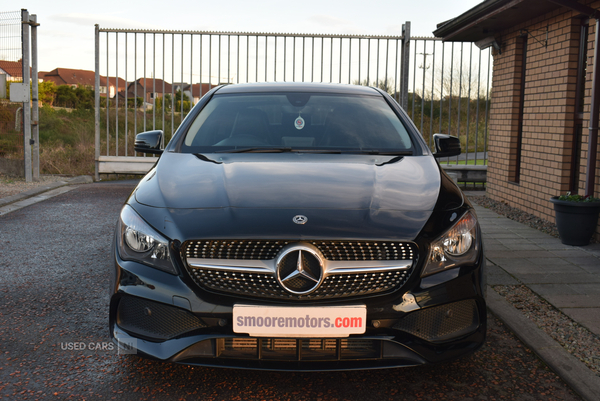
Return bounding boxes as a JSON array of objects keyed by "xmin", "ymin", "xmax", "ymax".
[
  {"xmin": 41, "ymin": 68, "xmax": 125, "ymax": 98},
  {"xmin": 127, "ymin": 79, "xmax": 214, "ymax": 106},
  {"xmin": 186, "ymin": 83, "xmax": 215, "ymax": 103},
  {"xmin": 0, "ymin": 60, "xmax": 22, "ymax": 81},
  {"xmin": 434, "ymin": 0, "xmax": 600, "ymax": 241},
  {"xmin": 0, "ymin": 59, "xmax": 37, "ymax": 82},
  {"xmin": 127, "ymin": 78, "xmax": 174, "ymax": 104}
]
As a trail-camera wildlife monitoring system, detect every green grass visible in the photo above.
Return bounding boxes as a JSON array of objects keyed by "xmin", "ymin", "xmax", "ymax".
[
  {"xmin": 457, "ymin": 159, "xmax": 487, "ymax": 166},
  {"xmin": 439, "ymin": 159, "xmax": 487, "ymax": 166}
]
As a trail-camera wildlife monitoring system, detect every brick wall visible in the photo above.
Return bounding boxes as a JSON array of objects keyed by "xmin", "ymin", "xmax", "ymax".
[{"xmin": 487, "ymin": 2, "xmax": 600, "ymax": 240}]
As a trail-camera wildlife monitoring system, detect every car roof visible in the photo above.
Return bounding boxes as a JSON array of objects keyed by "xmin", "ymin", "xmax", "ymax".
[{"xmin": 214, "ymin": 82, "xmax": 383, "ymax": 96}]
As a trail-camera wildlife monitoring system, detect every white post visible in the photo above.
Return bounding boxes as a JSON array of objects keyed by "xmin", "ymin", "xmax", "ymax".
[
  {"xmin": 21, "ymin": 9, "xmax": 32, "ymax": 182},
  {"xmin": 31, "ymin": 14, "xmax": 40, "ymax": 181},
  {"xmin": 95, "ymin": 24, "xmax": 100, "ymax": 181}
]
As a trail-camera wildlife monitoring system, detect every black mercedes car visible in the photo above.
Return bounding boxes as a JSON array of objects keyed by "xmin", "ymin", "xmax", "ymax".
[{"xmin": 109, "ymin": 82, "xmax": 486, "ymax": 371}]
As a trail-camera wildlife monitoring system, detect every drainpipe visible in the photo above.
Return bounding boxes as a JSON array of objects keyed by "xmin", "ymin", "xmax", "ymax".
[{"xmin": 586, "ymin": 18, "xmax": 600, "ymax": 197}]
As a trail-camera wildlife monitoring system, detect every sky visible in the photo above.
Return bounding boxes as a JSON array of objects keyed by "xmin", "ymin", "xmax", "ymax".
[{"xmin": 8, "ymin": 0, "xmax": 483, "ymax": 73}]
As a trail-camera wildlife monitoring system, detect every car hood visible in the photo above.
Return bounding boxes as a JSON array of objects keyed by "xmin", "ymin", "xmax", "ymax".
[{"xmin": 133, "ymin": 152, "xmax": 444, "ymax": 241}]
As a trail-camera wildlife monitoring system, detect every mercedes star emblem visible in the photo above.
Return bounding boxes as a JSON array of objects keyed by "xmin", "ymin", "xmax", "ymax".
[
  {"xmin": 276, "ymin": 245, "xmax": 323, "ymax": 295},
  {"xmin": 293, "ymin": 215, "xmax": 308, "ymax": 225}
]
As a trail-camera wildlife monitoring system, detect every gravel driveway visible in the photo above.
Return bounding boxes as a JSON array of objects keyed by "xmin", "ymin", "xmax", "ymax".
[{"xmin": 0, "ymin": 182, "xmax": 580, "ymax": 400}]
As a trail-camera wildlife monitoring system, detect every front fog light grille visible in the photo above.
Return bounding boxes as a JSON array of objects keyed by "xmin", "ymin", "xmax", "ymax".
[
  {"xmin": 393, "ymin": 299, "xmax": 479, "ymax": 343},
  {"xmin": 116, "ymin": 296, "xmax": 206, "ymax": 341}
]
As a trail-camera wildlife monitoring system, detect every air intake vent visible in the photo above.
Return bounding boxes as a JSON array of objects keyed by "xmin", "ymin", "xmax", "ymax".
[
  {"xmin": 393, "ymin": 299, "xmax": 479, "ymax": 343},
  {"xmin": 116, "ymin": 296, "xmax": 205, "ymax": 341}
]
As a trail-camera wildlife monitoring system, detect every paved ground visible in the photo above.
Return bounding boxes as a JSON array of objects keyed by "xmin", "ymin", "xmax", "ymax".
[
  {"xmin": 0, "ymin": 179, "xmax": 598, "ymax": 400},
  {"xmin": 468, "ymin": 199, "xmax": 600, "ymax": 400},
  {"xmin": 474, "ymin": 203, "xmax": 600, "ymax": 336}
]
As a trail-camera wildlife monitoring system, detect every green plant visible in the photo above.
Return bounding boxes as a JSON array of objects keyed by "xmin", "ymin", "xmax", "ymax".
[
  {"xmin": 39, "ymin": 81, "xmax": 57, "ymax": 106},
  {"xmin": 557, "ymin": 192, "xmax": 600, "ymax": 202}
]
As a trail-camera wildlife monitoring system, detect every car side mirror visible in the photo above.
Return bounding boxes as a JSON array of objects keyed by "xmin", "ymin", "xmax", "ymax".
[
  {"xmin": 433, "ymin": 134, "xmax": 461, "ymax": 158},
  {"xmin": 134, "ymin": 130, "xmax": 164, "ymax": 155}
]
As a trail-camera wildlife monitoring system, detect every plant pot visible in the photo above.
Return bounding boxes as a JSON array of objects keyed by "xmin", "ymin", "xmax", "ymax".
[{"xmin": 550, "ymin": 197, "xmax": 600, "ymax": 246}]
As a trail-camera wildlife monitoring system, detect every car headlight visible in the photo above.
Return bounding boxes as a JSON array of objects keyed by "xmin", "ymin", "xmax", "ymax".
[
  {"xmin": 117, "ymin": 205, "xmax": 177, "ymax": 274},
  {"xmin": 422, "ymin": 210, "xmax": 478, "ymax": 277}
]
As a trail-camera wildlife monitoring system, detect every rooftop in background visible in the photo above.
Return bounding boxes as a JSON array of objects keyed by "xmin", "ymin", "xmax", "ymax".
[
  {"xmin": 0, "ymin": 59, "xmax": 23, "ymax": 79},
  {"xmin": 42, "ymin": 68, "xmax": 126, "ymax": 89},
  {"xmin": 433, "ymin": 0, "xmax": 561, "ymax": 41}
]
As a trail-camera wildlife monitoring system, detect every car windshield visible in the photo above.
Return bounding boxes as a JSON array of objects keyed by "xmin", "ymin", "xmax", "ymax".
[{"xmin": 181, "ymin": 93, "xmax": 414, "ymax": 154}]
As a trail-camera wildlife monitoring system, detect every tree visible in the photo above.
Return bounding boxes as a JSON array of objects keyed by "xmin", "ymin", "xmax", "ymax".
[
  {"xmin": 155, "ymin": 93, "xmax": 173, "ymax": 111},
  {"xmin": 127, "ymin": 97, "xmax": 143, "ymax": 109},
  {"xmin": 38, "ymin": 81, "xmax": 57, "ymax": 107},
  {"xmin": 74, "ymin": 86, "xmax": 93, "ymax": 109},
  {"xmin": 53, "ymin": 85, "xmax": 94, "ymax": 109},
  {"xmin": 55, "ymin": 85, "xmax": 78, "ymax": 108},
  {"xmin": 156, "ymin": 91, "xmax": 191, "ymax": 113},
  {"xmin": 434, "ymin": 62, "xmax": 488, "ymax": 100}
]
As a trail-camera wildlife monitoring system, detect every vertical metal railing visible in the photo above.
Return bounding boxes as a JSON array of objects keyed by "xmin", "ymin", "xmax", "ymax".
[
  {"xmin": 94, "ymin": 25, "xmax": 492, "ymax": 178},
  {"xmin": 407, "ymin": 37, "xmax": 492, "ymax": 167},
  {"xmin": 95, "ymin": 28, "xmax": 410, "ymax": 174}
]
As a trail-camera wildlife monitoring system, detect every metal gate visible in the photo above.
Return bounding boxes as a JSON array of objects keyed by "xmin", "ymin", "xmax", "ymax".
[
  {"xmin": 94, "ymin": 23, "xmax": 491, "ymax": 180},
  {"xmin": 406, "ymin": 37, "xmax": 492, "ymax": 185},
  {"xmin": 0, "ymin": 9, "xmax": 40, "ymax": 182}
]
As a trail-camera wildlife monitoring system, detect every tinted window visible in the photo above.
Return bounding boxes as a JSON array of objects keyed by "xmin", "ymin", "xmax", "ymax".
[{"xmin": 182, "ymin": 93, "xmax": 413, "ymax": 153}]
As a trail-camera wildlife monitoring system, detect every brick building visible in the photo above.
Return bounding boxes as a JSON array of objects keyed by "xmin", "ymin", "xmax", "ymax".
[{"xmin": 435, "ymin": 0, "xmax": 600, "ymax": 241}]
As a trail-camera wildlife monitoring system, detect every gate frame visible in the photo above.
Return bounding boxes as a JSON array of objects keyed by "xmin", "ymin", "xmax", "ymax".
[
  {"xmin": 94, "ymin": 26, "xmax": 412, "ymax": 180},
  {"xmin": 93, "ymin": 24, "xmax": 491, "ymax": 184}
]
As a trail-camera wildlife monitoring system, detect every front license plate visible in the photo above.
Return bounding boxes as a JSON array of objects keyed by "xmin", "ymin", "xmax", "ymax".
[{"xmin": 233, "ymin": 305, "xmax": 367, "ymax": 337}]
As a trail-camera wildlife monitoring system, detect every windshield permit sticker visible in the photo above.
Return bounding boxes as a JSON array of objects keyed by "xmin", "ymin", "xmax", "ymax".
[{"xmin": 295, "ymin": 116, "xmax": 305, "ymax": 130}]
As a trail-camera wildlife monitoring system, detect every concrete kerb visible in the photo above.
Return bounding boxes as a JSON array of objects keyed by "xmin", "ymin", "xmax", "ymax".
[
  {"xmin": 486, "ymin": 287, "xmax": 600, "ymax": 401},
  {"xmin": 0, "ymin": 175, "xmax": 93, "ymax": 209}
]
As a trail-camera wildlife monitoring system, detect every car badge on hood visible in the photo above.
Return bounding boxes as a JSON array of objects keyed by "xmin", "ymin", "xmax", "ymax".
[{"xmin": 293, "ymin": 215, "xmax": 308, "ymax": 224}]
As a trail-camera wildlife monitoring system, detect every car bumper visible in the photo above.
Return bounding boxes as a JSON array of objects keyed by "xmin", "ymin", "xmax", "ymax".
[{"xmin": 109, "ymin": 244, "xmax": 486, "ymax": 371}]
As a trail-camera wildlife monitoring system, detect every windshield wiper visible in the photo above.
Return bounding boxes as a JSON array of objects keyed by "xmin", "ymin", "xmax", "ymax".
[
  {"xmin": 220, "ymin": 147, "xmax": 293, "ymax": 153},
  {"xmin": 355, "ymin": 150, "xmax": 413, "ymax": 156},
  {"xmin": 194, "ymin": 153, "xmax": 223, "ymax": 164},
  {"xmin": 376, "ymin": 155, "xmax": 406, "ymax": 166},
  {"xmin": 219, "ymin": 147, "xmax": 412, "ymax": 155},
  {"xmin": 220, "ymin": 147, "xmax": 344, "ymax": 154}
]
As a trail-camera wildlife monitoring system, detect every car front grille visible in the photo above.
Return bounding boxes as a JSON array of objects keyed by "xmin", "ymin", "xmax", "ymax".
[
  {"xmin": 184, "ymin": 240, "xmax": 415, "ymax": 261},
  {"xmin": 182, "ymin": 240, "xmax": 416, "ymax": 300},
  {"xmin": 191, "ymin": 268, "xmax": 410, "ymax": 299}
]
